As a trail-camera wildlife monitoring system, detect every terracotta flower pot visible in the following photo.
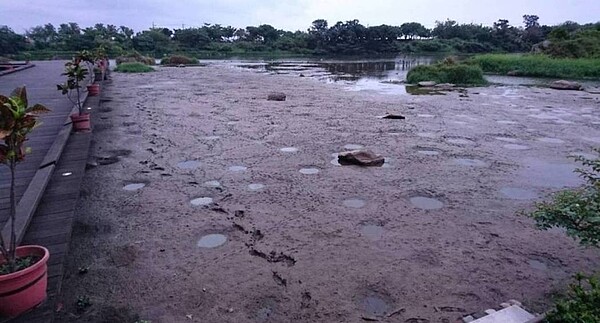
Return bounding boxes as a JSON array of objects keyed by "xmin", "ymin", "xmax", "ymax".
[
  {"xmin": 0, "ymin": 245, "xmax": 49, "ymax": 317},
  {"xmin": 70, "ymin": 112, "xmax": 91, "ymax": 132},
  {"xmin": 87, "ymin": 83, "xmax": 100, "ymax": 96}
]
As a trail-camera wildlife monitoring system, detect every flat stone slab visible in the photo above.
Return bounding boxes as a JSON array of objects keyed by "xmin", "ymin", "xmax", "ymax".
[{"xmin": 471, "ymin": 305, "xmax": 535, "ymax": 323}]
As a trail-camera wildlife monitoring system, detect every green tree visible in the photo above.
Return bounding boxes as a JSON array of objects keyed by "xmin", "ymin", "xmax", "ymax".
[{"xmin": 0, "ymin": 26, "xmax": 27, "ymax": 55}]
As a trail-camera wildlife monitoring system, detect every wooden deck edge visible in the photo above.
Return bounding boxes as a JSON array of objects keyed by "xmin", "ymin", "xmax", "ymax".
[
  {"xmin": 0, "ymin": 90, "xmax": 90, "ymax": 247},
  {"xmin": 0, "ymin": 64, "xmax": 36, "ymax": 77}
]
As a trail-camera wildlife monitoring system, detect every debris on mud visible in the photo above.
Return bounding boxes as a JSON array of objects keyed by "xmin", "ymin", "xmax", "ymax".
[
  {"xmin": 267, "ymin": 92, "xmax": 287, "ymax": 101},
  {"xmin": 379, "ymin": 113, "xmax": 406, "ymax": 120},
  {"xmin": 249, "ymin": 249, "xmax": 296, "ymax": 267},
  {"xmin": 549, "ymin": 80, "xmax": 582, "ymax": 91},
  {"xmin": 338, "ymin": 150, "xmax": 385, "ymax": 167}
]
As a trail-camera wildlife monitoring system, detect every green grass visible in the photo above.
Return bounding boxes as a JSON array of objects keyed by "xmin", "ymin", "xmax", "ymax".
[
  {"xmin": 113, "ymin": 62, "xmax": 154, "ymax": 73},
  {"xmin": 406, "ymin": 63, "xmax": 486, "ymax": 85},
  {"xmin": 469, "ymin": 54, "xmax": 600, "ymax": 79}
]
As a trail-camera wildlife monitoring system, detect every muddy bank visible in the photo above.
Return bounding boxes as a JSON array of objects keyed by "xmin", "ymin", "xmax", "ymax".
[{"xmin": 58, "ymin": 64, "xmax": 600, "ymax": 322}]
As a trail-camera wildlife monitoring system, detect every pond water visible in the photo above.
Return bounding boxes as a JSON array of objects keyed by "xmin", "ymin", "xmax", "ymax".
[{"xmin": 226, "ymin": 56, "xmax": 600, "ymax": 95}]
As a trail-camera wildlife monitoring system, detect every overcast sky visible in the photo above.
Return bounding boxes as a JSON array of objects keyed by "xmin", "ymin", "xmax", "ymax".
[{"xmin": 1, "ymin": 0, "xmax": 598, "ymax": 33}]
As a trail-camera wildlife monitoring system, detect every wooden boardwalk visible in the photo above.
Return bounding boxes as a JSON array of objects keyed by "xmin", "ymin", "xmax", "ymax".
[{"xmin": 0, "ymin": 61, "xmax": 97, "ymax": 323}]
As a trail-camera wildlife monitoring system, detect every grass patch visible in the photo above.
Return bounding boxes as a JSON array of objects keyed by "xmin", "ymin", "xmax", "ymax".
[
  {"xmin": 160, "ymin": 55, "xmax": 199, "ymax": 65},
  {"xmin": 469, "ymin": 54, "xmax": 600, "ymax": 79},
  {"xmin": 406, "ymin": 63, "xmax": 486, "ymax": 85},
  {"xmin": 116, "ymin": 51, "xmax": 155, "ymax": 65},
  {"xmin": 114, "ymin": 62, "xmax": 154, "ymax": 73}
]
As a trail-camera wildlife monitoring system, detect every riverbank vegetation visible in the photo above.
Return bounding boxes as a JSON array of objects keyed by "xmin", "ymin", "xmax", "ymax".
[
  {"xmin": 407, "ymin": 63, "xmax": 486, "ymax": 85},
  {"xmin": 1, "ymin": 16, "xmax": 598, "ymax": 59},
  {"xmin": 469, "ymin": 54, "xmax": 600, "ymax": 79},
  {"xmin": 113, "ymin": 62, "xmax": 153, "ymax": 73}
]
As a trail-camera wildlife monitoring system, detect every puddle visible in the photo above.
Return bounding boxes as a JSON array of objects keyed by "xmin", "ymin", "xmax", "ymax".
[
  {"xmin": 417, "ymin": 114, "xmax": 435, "ymax": 118},
  {"xmin": 248, "ymin": 183, "xmax": 265, "ymax": 191},
  {"xmin": 361, "ymin": 225, "xmax": 384, "ymax": 240},
  {"xmin": 360, "ymin": 295, "xmax": 391, "ymax": 317},
  {"xmin": 453, "ymin": 158, "xmax": 487, "ymax": 167},
  {"xmin": 417, "ymin": 132, "xmax": 437, "ymax": 139},
  {"xmin": 204, "ymin": 180, "xmax": 221, "ymax": 187},
  {"xmin": 344, "ymin": 144, "xmax": 364, "ymax": 150},
  {"xmin": 518, "ymin": 158, "xmax": 581, "ymax": 188},
  {"xmin": 446, "ymin": 138, "xmax": 475, "ymax": 145},
  {"xmin": 202, "ymin": 135, "xmax": 221, "ymax": 140},
  {"xmin": 410, "ymin": 196, "xmax": 444, "ymax": 210},
  {"xmin": 280, "ymin": 147, "xmax": 299, "ymax": 153},
  {"xmin": 299, "ymin": 167, "xmax": 320, "ymax": 175},
  {"xmin": 537, "ymin": 137, "xmax": 565, "ymax": 144},
  {"xmin": 343, "ymin": 198, "xmax": 366, "ymax": 208},
  {"xmin": 500, "ymin": 187, "xmax": 538, "ymax": 200},
  {"xmin": 197, "ymin": 234, "xmax": 227, "ymax": 248},
  {"xmin": 177, "ymin": 160, "xmax": 201, "ymax": 169},
  {"xmin": 123, "ymin": 183, "xmax": 145, "ymax": 191},
  {"xmin": 503, "ymin": 144, "xmax": 530, "ymax": 150},
  {"xmin": 528, "ymin": 259, "xmax": 548, "ymax": 271},
  {"xmin": 229, "ymin": 165, "xmax": 247, "ymax": 172},
  {"xmin": 494, "ymin": 137, "xmax": 518, "ymax": 143},
  {"xmin": 191, "ymin": 197, "xmax": 213, "ymax": 206}
]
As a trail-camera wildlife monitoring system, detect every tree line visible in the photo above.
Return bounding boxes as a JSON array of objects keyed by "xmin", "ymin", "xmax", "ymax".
[{"xmin": 1, "ymin": 16, "xmax": 599, "ymax": 58}]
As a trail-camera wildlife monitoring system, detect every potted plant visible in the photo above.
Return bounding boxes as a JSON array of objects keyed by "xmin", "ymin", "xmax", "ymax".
[
  {"xmin": 0, "ymin": 86, "xmax": 50, "ymax": 317},
  {"xmin": 78, "ymin": 50, "xmax": 100, "ymax": 96},
  {"xmin": 57, "ymin": 57, "xmax": 91, "ymax": 131}
]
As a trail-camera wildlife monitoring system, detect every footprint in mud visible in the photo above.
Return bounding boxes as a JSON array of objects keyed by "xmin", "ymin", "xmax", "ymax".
[
  {"xmin": 96, "ymin": 156, "xmax": 120, "ymax": 165},
  {"xmin": 500, "ymin": 187, "xmax": 537, "ymax": 200},
  {"xmin": 177, "ymin": 160, "xmax": 201, "ymax": 170}
]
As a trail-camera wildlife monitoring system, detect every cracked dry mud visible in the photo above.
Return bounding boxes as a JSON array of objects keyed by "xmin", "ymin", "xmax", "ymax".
[{"xmin": 60, "ymin": 64, "xmax": 600, "ymax": 322}]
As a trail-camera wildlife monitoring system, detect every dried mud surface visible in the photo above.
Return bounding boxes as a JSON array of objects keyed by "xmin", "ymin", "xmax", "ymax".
[{"xmin": 59, "ymin": 64, "xmax": 600, "ymax": 322}]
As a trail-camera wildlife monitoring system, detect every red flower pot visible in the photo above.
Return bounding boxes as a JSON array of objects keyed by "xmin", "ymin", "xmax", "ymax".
[
  {"xmin": 70, "ymin": 113, "xmax": 91, "ymax": 132},
  {"xmin": 0, "ymin": 245, "xmax": 49, "ymax": 317},
  {"xmin": 87, "ymin": 83, "xmax": 100, "ymax": 96}
]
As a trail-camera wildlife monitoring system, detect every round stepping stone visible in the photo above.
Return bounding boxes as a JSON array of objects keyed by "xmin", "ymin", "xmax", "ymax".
[
  {"xmin": 280, "ymin": 147, "xmax": 299, "ymax": 153},
  {"xmin": 123, "ymin": 183, "xmax": 145, "ymax": 191},
  {"xmin": 177, "ymin": 160, "xmax": 201, "ymax": 169},
  {"xmin": 204, "ymin": 180, "xmax": 221, "ymax": 187},
  {"xmin": 191, "ymin": 197, "xmax": 213, "ymax": 206},
  {"xmin": 299, "ymin": 168, "xmax": 320, "ymax": 175},
  {"xmin": 343, "ymin": 198, "xmax": 366, "ymax": 208},
  {"xmin": 410, "ymin": 196, "xmax": 444, "ymax": 210},
  {"xmin": 229, "ymin": 166, "xmax": 247, "ymax": 172},
  {"xmin": 503, "ymin": 144, "xmax": 530, "ymax": 150},
  {"xmin": 248, "ymin": 183, "xmax": 265, "ymax": 191},
  {"xmin": 197, "ymin": 234, "xmax": 227, "ymax": 248}
]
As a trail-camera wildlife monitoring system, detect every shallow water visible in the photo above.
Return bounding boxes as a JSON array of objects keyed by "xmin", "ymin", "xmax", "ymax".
[
  {"xmin": 123, "ymin": 183, "xmax": 145, "ymax": 191},
  {"xmin": 343, "ymin": 198, "xmax": 366, "ymax": 208}
]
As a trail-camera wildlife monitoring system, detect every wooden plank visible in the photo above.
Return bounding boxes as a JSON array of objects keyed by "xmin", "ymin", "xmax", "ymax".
[{"xmin": 0, "ymin": 165, "xmax": 55, "ymax": 246}]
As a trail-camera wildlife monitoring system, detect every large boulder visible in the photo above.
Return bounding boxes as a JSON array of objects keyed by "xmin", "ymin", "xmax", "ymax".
[
  {"xmin": 338, "ymin": 150, "xmax": 385, "ymax": 167},
  {"xmin": 549, "ymin": 80, "xmax": 583, "ymax": 91},
  {"xmin": 267, "ymin": 92, "xmax": 287, "ymax": 101}
]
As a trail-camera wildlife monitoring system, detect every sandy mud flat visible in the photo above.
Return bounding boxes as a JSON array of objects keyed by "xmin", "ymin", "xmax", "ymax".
[{"xmin": 59, "ymin": 64, "xmax": 600, "ymax": 322}]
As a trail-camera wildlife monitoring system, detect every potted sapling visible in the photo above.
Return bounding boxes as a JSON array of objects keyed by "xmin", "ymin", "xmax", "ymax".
[
  {"xmin": 0, "ymin": 86, "xmax": 50, "ymax": 317},
  {"xmin": 78, "ymin": 50, "xmax": 100, "ymax": 96},
  {"xmin": 57, "ymin": 57, "xmax": 91, "ymax": 131}
]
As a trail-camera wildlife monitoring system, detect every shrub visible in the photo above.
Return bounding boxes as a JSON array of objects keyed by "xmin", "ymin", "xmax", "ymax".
[
  {"xmin": 160, "ymin": 55, "xmax": 199, "ymax": 65},
  {"xmin": 545, "ymin": 274, "xmax": 600, "ymax": 323},
  {"xmin": 114, "ymin": 62, "xmax": 154, "ymax": 73},
  {"xmin": 115, "ymin": 51, "xmax": 155, "ymax": 65},
  {"xmin": 406, "ymin": 63, "xmax": 486, "ymax": 85}
]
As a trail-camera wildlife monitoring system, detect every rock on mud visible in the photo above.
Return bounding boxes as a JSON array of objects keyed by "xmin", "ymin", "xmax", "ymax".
[
  {"xmin": 549, "ymin": 80, "xmax": 582, "ymax": 91},
  {"xmin": 418, "ymin": 81, "xmax": 437, "ymax": 87},
  {"xmin": 338, "ymin": 150, "xmax": 385, "ymax": 167},
  {"xmin": 267, "ymin": 92, "xmax": 287, "ymax": 101}
]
